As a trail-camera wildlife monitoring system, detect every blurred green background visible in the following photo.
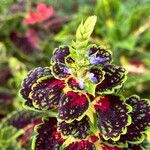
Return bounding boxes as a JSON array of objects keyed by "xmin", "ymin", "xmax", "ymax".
[{"xmin": 0, "ymin": 0, "xmax": 150, "ymax": 149}]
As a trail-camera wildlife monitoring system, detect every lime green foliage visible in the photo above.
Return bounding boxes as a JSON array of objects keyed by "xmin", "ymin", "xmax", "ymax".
[
  {"xmin": 0, "ymin": 126, "xmax": 24, "ymax": 150},
  {"xmin": 73, "ymin": 16, "xmax": 97, "ymax": 48}
]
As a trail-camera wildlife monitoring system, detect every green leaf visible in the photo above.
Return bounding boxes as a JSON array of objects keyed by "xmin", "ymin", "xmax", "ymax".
[
  {"xmin": 73, "ymin": 16, "xmax": 97, "ymax": 48},
  {"xmin": 114, "ymin": 36, "xmax": 137, "ymax": 51},
  {"xmin": 0, "ymin": 125, "xmax": 24, "ymax": 150},
  {"xmin": 85, "ymin": 81, "xmax": 97, "ymax": 96},
  {"xmin": 0, "ymin": 126, "xmax": 24, "ymax": 143}
]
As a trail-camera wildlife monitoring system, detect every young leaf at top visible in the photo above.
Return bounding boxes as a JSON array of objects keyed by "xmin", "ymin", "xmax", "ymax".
[{"xmin": 73, "ymin": 16, "xmax": 97, "ymax": 49}]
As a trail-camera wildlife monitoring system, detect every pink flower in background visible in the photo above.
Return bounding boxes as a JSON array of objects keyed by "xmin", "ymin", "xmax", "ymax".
[{"xmin": 24, "ymin": 3, "xmax": 54, "ymax": 25}]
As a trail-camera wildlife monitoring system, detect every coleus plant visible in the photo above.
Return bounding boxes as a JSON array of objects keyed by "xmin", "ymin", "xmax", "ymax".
[{"xmin": 20, "ymin": 16, "xmax": 150, "ymax": 150}]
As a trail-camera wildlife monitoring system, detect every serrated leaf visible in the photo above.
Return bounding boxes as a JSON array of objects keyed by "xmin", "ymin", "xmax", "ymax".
[
  {"xmin": 94, "ymin": 94, "xmax": 132, "ymax": 141},
  {"xmin": 58, "ymin": 91, "xmax": 89, "ymax": 122}
]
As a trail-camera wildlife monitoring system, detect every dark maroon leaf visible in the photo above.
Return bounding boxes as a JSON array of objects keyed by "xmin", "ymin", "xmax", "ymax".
[
  {"xmin": 58, "ymin": 116, "xmax": 91, "ymax": 139},
  {"xmin": 33, "ymin": 117, "xmax": 64, "ymax": 150},
  {"xmin": 96, "ymin": 65, "xmax": 127, "ymax": 94},
  {"xmin": 94, "ymin": 95, "xmax": 132, "ymax": 140},
  {"xmin": 20, "ymin": 67, "xmax": 65, "ymax": 110},
  {"xmin": 51, "ymin": 46, "xmax": 70, "ymax": 63},
  {"xmin": 30, "ymin": 78, "xmax": 65, "ymax": 110},
  {"xmin": 116, "ymin": 95, "xmax": 150, "ymax": 144},
  {"xmin": 20, "ymin": 67, "xmax": 51, "ymax": 105},
  {"xmin": 6, "ymin": 110, "xmax": 41, "ymax": 129},
  {"xmin": 58, "ymin": 91, "xmax": 89, "ymax": 122},
  {"xmin": 21, "ymin": 67, "xmax": 51, "ymax": 97}
]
